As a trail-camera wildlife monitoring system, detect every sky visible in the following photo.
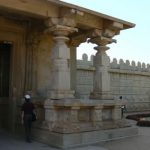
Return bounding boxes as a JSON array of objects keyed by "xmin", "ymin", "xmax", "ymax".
[{"xmin": 60, "ymin": 0, "xmax": 150, "ymax": 64}]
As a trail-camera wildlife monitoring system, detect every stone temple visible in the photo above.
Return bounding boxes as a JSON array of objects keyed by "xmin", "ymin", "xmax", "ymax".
[{"xmin": 0, "ymin": 0, "xmax": 142, "ymax": 149}]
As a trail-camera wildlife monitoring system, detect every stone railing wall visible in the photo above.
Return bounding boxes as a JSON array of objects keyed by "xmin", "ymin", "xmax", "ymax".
[{"xmin": 76, "ymin": 54, "xmax": 150, "ymax": 112}]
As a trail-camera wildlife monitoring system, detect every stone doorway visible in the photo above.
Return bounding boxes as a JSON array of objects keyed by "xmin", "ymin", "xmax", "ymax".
[
  {"xmin": 0, "ymin": 17, "xmax": 26, "ymax": 132},
  {"xmin": 0, "ymin": 41, "xmax": 12, "ymax": 129},
  {"xmin": 0, "ymin": 42, "xmax": 11, "ymax": 97}
]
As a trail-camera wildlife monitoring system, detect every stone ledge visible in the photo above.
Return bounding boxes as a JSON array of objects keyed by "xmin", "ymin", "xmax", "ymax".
[
  {"xmin": 43, "ymin": 119, "xmax": 131, "ymax": 134},
  {"xmin": 44, "ymin": 99, "xmax": 122, "ymax": 107}
]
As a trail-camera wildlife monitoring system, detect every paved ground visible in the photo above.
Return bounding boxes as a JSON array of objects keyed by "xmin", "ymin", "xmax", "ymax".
[
  {"xmin": 0, "ymin": 130, "xmax": 58, "ymax": 150},
  {"xmin": 96, "ymin": 127, "xmax": 150, "ymax": 150},
  {"xmin": 0, "ymin": 129, "xmax": 107, "ymax": 150},
  {"xmin": 0, "ymin": 120, "xmax": 150, "ymax": 150}
]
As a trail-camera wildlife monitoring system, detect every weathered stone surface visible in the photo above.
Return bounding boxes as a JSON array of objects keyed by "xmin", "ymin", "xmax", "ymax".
[
  {"xmin": 32, "ymin": 126, "xmax": 138, "ymax": 149},
  {"xmin": 0, "ymin": 0, "xmax": 137, "ymax": 149}
]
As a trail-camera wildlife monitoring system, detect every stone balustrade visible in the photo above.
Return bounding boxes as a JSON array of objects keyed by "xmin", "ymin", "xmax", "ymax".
[{"xmin": 44, "ymin": 98, "xmax": 125, "ymax": 133}]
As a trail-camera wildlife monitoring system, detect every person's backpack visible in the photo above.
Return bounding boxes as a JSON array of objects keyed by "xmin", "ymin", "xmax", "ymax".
[{"xmin": 32, "ymin": 112, "xmax": 37, "ymax": 121}]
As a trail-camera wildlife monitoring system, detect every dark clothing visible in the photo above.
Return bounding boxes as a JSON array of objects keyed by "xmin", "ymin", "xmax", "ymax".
[
  {"xmin": 21, "ymin": 102, "xmax": 35, "ymax": 115},
  {"xmin": 24, "ymin": 114, "xmax": 32, "ymax": 142},
  {"xmin": 21, "ymin": 101, "xmax": 35, "ymax": 142}
]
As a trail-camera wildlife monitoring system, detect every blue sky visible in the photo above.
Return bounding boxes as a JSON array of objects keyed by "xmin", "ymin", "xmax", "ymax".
[{"xmin": 61, "ymin": 0, "xmax": 150, "ymax": 64}]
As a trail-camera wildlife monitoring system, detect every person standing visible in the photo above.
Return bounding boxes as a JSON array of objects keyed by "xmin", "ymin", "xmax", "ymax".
[
  {"xmin": 21, "ymin": 94, "xmax": 35, "ymax": 143},
  {"xmin": 120, "ymin": 96, "xmax": 127, "ymax": 118}
]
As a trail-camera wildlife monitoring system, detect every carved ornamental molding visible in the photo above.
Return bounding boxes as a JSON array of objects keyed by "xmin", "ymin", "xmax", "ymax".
[
  {"xmin": 87, "ymin": 21, "xmax": 123, "ymax": 48},
  {"xmin": 44, "ymin": 17, "xmax": 78, "ymax": 42}
]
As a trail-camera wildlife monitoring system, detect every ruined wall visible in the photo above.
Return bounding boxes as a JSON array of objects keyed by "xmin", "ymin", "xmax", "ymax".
[{"xmin": 76, "ymin": 54, "xmax": 150, "ymax": 112}]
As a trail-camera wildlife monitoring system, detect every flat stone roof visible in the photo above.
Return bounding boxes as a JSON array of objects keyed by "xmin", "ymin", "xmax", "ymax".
[{"xmin": 48, "ymin": 0, "xmax": 135, "ymax": 29}]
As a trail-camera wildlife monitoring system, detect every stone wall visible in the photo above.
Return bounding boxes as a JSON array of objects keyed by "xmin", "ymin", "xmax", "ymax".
[
  {"xmin": 76, "ymin": 54, "xmax": 150, "ymax": 112},
  {"xmin": 76, "ymin": 54, "xmax": 94, "ymax": 98}
]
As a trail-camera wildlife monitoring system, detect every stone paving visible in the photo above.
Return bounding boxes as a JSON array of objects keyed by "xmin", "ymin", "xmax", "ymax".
[
  {"xmin": 0, "ymin": 121, "xmax": 150, "ymax": 150},
  {"xmin": 0, "ymin": 129, "xmax": 107, "ymax": 150},
  {"xmin": 95, "ymin": 127, "xmax": 150, "ymax": 150},
  {"xmin": 0, "ymin": 130, "xmax": 58, "ymax": 150}
]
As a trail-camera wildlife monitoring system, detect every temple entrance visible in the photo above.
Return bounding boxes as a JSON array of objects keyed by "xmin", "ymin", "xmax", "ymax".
[
  {"xmin": 0, "ymin": 17, "xmax": 27, "ymax": 132},
  {"xmin": 0, "ymin": 42, "xmax": 11, "ymax": 97},
  {"xmin": 0, "ymin": 42, "xmax": 11, "ymax": 129}
]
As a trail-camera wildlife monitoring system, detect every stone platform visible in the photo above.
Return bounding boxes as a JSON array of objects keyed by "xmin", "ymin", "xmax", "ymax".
[
  {"xmin": 31, "ymin": 98, "xmax": 138, "ymax": 149},
  {"xmin": 33, "ymin": 126, "xmax": 138, "ymax": 149}
]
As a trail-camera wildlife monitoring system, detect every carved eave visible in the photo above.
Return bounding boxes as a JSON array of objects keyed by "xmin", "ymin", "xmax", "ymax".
[
  {"xmin": 103, "ymin": 21, "xmax": 124, "ymax": 37},
  {"xmin": 0, "ymin": 0, "xmax": 135, "ymax": 47},
  {"xmin": 0, "ymin": 0, "xmax": 135, "ymax": 29},
  {"xmin": 0, "ymin": 0, "xmax": 59, "ymax": 19},
  {"xmin": 47, "ymin": 0, "xmax": 135, "ymax": 29}
]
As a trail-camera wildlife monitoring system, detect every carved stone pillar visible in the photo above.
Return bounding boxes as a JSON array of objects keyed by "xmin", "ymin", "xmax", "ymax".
[
  {"xmin": 45, "ymin": 19, "xmax": 78, "ymax": 99},
  {"xmin": 89, "ymin": 24, "xmax": 122, "ymax": 100},
  {"xmin": 89, "ymin": 36, "xmax": 114, "ymax": 99},
  {"xmin": 91, "ymin": 45, "xmax": 113, "ymax": 99}
]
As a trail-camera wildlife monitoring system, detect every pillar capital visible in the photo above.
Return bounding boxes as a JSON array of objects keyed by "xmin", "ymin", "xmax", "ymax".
[
  {"xmin": 45, "ymin": 17, "xmax": 78, "ymax": 37},
  {"xmin": 45, "ymin": 17, "xmax": 77, "ymax": 28},
  {"xmin": 89, "ymin": 36, "xmax": 116, "ymax": 47},
  {"xmin": 87, "ymin": 27, "xmax": 118, "ymax": 50},
  {"xmin": 46, "ymin": 24, "xmax": 78, "ymax": 37}
]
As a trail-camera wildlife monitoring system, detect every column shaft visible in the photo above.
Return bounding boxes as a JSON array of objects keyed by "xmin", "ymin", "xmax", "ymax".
[{"xmin": 90, "ymin": 46, "xmax": 113, "ymax": 99}]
